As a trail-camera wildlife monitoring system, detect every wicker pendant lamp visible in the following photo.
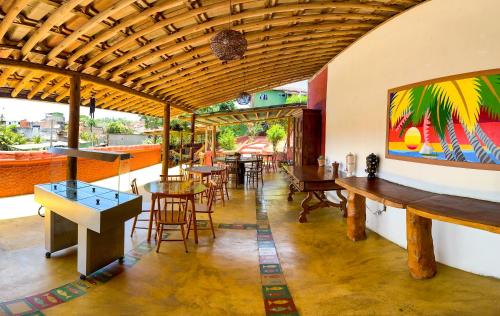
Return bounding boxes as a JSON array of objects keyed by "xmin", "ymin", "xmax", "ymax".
[{"xmin": 210, "ymin": 0, "xmax": 247, "ymax": 61}]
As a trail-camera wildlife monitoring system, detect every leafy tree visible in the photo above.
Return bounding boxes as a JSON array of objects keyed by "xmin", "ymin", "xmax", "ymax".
[
  {"xmin": 247, "ymin": 122, "xmax": 264, "ymax": 139},
  {"xmin": 196, "ymin": 100, "xmax": 236, "ymax": 114},
  {"xmin": 80, "ymin": 115, "xmax": 96, "ymax": 128},
  {"xmin": 218, "ymin": 128, "xmax": 236, "ymax": 150},
  {"xmin": 0, "ymin": 125, "xmax": 27, "ymax": 150},
  {"xmin": 285, "ymin": 94, "xmax": 308, "ymax": 104},
  {"xmin": 80, "ymin": 131, "xmax": 98, "ymax": 143},
  {"xmin": 106, "ymin": 121, "xmax": 132, "ymax": 134},
  {"xmin": 141, "ymin": 115, "xmax": 163, "ymax": 129},
  {"xmin": 266, "ymin": 124, "xmax": 286, "ymax": 153}
]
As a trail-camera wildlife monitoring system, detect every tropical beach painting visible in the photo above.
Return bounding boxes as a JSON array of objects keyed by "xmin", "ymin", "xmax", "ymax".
[{"xmin": 386, "ymin": 69, "xmax": 500, "ymax": 170}]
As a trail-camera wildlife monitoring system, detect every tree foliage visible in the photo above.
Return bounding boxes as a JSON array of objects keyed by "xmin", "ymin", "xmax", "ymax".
[
  {"xmin": 141, "ymin": 115, "xmax": 163, "ymax": 129},
  {"xmin": 196, "ymin": 100, "xmax": 235, "ymax": 114},
  {"xmin": 266, "ymin": 124, "xmax": 286, "ymax": 152},
  {"xmin": 32, "ymin": 135, "xmax": 42, "ymax": 144},
  {"xmin": 0, "ymin": 125, "xmax": 27, "ymax": 150},
  {"xmin": 106, "ymin": 121, "xmax": 132, "ymax": 134},
  {"xmin": 218, "ymin": 128, "xmax": 236, "ymax": 150},
  {"xmin": 285, "ymin": 94, "xmax": 308, "ymax": 104}
]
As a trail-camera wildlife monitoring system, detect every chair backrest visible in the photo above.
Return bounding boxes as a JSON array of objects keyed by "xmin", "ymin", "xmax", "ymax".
[
  {"xmin": 131, "ymin": 178, "xmax": 139, "ymax": 195},
  {"xmin": 155, "ymin": 193, "xmax": 189, "ymax": 224},
  {"xmin": 160, "ymin": 174, "xmax": 184, "ymax": 182},
  {"xmin": 210, "ymin": 169, "xmax": 224, "ymax": 185},
  {"xmin": 205, "ymin": 180, "xmax": 217, "ymax": 212}
]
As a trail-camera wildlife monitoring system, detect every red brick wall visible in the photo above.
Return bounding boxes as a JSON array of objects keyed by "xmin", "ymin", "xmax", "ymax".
[
  {"xmin": 0, "ymin": 145, "xmax": 161, "ymax": 197},
  {"xmin": 307, "ymin": 67, "xmax": 328, "ymax": 156}
]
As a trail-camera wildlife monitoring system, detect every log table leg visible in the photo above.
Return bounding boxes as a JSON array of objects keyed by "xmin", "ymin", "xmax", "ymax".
[
  {"xmin": 347, "ymin": 191, "xmax": 366, "ymax": 241},
  {"xmin": 406, "ymin": 210, "xmax": 436, "ymax": 279},
  {"xmin": 298, "ymin": 192, "xmax": 313, "ymax": 223}
]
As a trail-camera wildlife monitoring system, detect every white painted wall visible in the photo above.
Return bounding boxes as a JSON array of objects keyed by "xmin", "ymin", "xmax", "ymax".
[{"xmin": 323, "ymin": 0, "xmax": 500, "ymax": 277}]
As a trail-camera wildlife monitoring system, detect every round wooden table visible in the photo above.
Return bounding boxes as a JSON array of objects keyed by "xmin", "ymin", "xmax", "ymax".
[
  {"xmin": 144, "ymin": 180, "xmax": 207, "ymax": 244},
  {"xmin": 187, "ymin": 166, "xmax": 224, "ymax": 177}
]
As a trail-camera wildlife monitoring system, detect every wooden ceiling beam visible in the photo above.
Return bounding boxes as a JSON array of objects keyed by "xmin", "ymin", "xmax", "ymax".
[
  {"xmin": 0, "ymin": 0, "xmax": 31, "ymax": 39},
  {"xmin": 128, "ymin": 26, "xmax": 366, "ymax": 85},
  {"xmin": 154, "ymin": 43, "xmax": 341, "ymax": 95},
  {"xmin": 148, "ymin": 36, "xmax": 352, "ymax": 93},
  {"xmin": 22, "ymin": 0, "xmax": 87, "ymax": 57}
]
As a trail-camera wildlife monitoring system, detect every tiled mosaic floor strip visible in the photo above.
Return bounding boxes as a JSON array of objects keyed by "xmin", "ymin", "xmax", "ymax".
[
  {"xmin": 0, "ymin": 222, "xmax": 256, "ymax": 316},
  {"xmin": 256, "ymin": 195, "xmax": 299, "ymax": 315}
]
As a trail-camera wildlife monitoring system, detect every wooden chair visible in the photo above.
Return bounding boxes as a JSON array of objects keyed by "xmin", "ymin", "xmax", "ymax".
[
  {"xmin": 225, "ymin": 159, "xmax": 239, "ymax": 188},
  {"xmin": 187, "ymin": 180, "xmax": 217, "ymax": 239},
  {"xmin": 154, "ymin": 193, "xmax": 190, "ymax": 253},
  {"xmin": 160, "ymin": 174, "xmax": 184, "ymax": 182},
  {"xmin": 246, "ymin": 157, "xmax": 264, "ymax": 187},
  {"xmin": 210, "ymin": 169, "xmax": 226, "ymax": 206},
  {"xmin": 130, "ymin": 178, "xmax": 153, "ymax": 237}
]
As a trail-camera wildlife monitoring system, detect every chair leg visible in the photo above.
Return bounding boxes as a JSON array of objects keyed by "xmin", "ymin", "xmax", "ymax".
[
  {"xmin": 208, "ymin": 213, "xmax": 216, "ymax": 239},
  {"xmin": 186, "ymin": 211, "xmax": 193, "ymax": 239},
  {"xmin": 220, "ymin": 187, "xmax": 225, "ymax": 206},
  {"xmin": 224, "ymin": 183, "xmax": 230, "ymax": 199},
  {"xmin": 156, "ymin": 224, "xmax": 164, "ymax": 253},
  {"xmin": 130, "ymin": 215, "xmax": 138, "ymax": 237},
  {"xmin": 180, "ymin": 224, "xmax": 188, "ymax": 253}
]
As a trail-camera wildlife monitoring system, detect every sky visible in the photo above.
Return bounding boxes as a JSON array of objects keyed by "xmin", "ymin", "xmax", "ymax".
[{"xmin": 0, "ymin": 80, "xmax": 308, "ymax": 122}]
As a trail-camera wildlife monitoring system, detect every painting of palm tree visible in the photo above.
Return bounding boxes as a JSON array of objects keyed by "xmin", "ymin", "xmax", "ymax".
[{"xmin": 387, "ymin": 69, "xmax": 500, "ymax": 170}]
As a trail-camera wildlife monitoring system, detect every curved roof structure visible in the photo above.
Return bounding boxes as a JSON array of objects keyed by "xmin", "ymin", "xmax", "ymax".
[{"xmin": 0, "ymin": 0, "xmax": 423, "ymax": 117}]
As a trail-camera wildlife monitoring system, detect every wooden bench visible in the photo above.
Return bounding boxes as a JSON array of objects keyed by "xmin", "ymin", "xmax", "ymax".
[{"xmin": 336, "ymin": 177, "xmax": 500, "ymax": 279}]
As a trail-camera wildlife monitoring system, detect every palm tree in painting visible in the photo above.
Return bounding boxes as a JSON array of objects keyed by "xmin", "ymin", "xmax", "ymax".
[{"xmin": 390, "ymin": 73, "xmax": 500, "ymax": 163}]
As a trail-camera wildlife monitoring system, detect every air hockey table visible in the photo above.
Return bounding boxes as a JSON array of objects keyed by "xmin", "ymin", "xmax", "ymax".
[{"xmin": 35, "ymin": 180, "xmax": 142, "ymax": 279}]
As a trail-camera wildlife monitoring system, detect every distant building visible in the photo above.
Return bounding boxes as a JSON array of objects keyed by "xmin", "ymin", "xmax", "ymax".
[{"xmin": 252, "ymin": 88, "xmax": 307, "ymax": 107}]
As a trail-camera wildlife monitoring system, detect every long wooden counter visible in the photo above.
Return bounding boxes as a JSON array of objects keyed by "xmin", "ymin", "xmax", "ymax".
[
  {"xmin": 336, "ymin": 176, "xmax": 500, "ymax": 280},
  {"xmin": 335, "ymin": 177, "xmax": 437, "ymax": 241}
]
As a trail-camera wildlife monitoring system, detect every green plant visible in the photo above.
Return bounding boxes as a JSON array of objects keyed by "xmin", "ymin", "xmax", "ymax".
[
  {"xmin": 266, "ymin": 124, "xmax": 286, "ymax": 153},
  {"xmin": 106, "ymin": 121, "xmax": 132, "ymax": 134},
  {"xmin": 285, "ymin": 94, "xmax": 308, "ymax": 104},
  {"xmin": 218, "ymin": 129, "xmax": 236, "ymax": 150},
  {"xmin": 0, "ymin": 125, "xmax": 27, "ymax": 150},
  {"xmin": 32, "ymin": 135, "xmax": 42, "ymax": 144},
  {"xmin": 80, "ymin": 131, "xmax": 98, "ymax": 143},
  {"xmin": 247, "ymin": 122, "xmax": 264, "ymax": 139}
]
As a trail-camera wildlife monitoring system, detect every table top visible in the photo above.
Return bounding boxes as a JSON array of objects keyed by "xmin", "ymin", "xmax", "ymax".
[
  {"xmin": 187, "ymin": 166, "xmax": 224, "ymax": 175},
  {"xmin": 284, "ymin": 165, "xmax": 338, "ymax": 182},
  {"xmin": 221, "ymin": 157, "xmax": 260, "ymax": 163},
  {"xmin": 144, "ymin": 180, "xmax": 207, "ymax": 196},
  {"xmin": 336, "ymin": 177, "xmax": 437, "ymax": 209},
  {"xmin": 408, "ymin": 195, "xmax": 500, "ymax": 234}
]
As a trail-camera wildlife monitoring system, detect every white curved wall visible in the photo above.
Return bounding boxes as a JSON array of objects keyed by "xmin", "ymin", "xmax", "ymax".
[{"xmin": 323, "ymin": 0, "xmax": 500, "ymax": 277}]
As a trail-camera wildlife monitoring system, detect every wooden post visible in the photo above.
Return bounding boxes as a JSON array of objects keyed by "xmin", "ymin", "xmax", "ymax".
[
  {"xmin": 291, "ymin": 117, "xmax": 296, "ymax": 165},
  {"xmin": 211, "ymin": 125, "xmax": 216, "ymax": 165},
  {"xmin": 190, "ymin": 114, "xmax": 195, "ymax": 166},
  {"xmin": 204, "ymin": 128, "xmax": 209, "ymax": 152},
  {"xmin": 347, "ymin": 191, "xmax": 367, "ymax": 241},
  {"xmin": 406, "ymin": 209, "xmax": 437, "ymax": 279},
  {"xmin": 67, "ymin": 75, "xmax": 80, "ymax": 180},
  {"xmin": 180, "ymin": 131, "xmax": 183, "ymax": 166},
  {"xmin": 162, "ymin": 104, "xmax": 170, "ymax": 176},
  {"xmin": 286, "ymin": 117, "xmax": 291, "ymax": 161}
]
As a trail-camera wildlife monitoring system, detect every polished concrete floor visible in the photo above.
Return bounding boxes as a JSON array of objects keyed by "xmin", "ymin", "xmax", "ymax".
[{"xmin": 1, "ymin": 172, "xmax": 500, "ymax": 315}]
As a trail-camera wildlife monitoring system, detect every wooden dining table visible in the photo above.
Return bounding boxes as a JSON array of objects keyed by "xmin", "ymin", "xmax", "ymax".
[
  {"xmin": 187, "ymin": 166, "xmax": 224, "ymax": 178},
  {"xmin": 144, "ymin": 180, "xmax": 207, "ymax": 244},
  {"xmin": 218, "ymin": 157, "xmax": 261, "ymax": 184}
]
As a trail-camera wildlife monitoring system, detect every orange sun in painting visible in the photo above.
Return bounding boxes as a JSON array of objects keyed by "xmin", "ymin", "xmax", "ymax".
[{"xmin": 404, "ymin": 127, "xmax": 422, "ymax": 150}]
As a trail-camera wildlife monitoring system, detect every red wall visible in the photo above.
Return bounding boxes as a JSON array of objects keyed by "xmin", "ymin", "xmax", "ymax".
[
  {"xmin": 307, "ymin": 67, "xmax": 328, "ymax": 155},
  {"xmin": 0, "ymin": 145, "xmax": 161, "ymax": 197}
]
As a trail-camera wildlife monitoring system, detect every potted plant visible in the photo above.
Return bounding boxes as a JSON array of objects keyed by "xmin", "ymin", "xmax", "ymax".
[{"xmin": 317, "ymin": 155, "xmax": 325, "ymax": 167}]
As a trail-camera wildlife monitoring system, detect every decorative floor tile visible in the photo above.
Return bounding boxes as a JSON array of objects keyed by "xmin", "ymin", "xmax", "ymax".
[
  {"xmin": 260, "ymin": 264, "xmax": 282, "ymax": 274},
  {"xmin": 51, "ymin": 284, "xmax": 85, "ymax": 302},
  {"xmin": 264, "ymin": 298, "xmax": 298, "ymax": 315},
  {"xmin": 1, "ymin": 299, "xmax": 37, "ymax": 316},
  {"xmin": 262, "ymin": 285, "xmax": 292, "ymax": 299},
  {"xmin": 259, "ymin": 255, "xmax": 280, "ymax": 264},
  {"xmin": 26, "ymin": 292, "xmax": 62, "ymax": 310},
  {"xmin": 261, "ymin": 274, "xmax": 287, "ymax": 286}
]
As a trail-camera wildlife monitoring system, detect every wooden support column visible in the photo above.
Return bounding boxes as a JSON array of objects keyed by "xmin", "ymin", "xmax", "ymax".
[
  {"xmin": 190, "ymin": 114, "xmax": 195, "ymax": 166},
  {"xmin": 347, "ymin": 191, "xmax": 367, "ymax": 241},
  {"xmin": 180, "ymin": 131, "xmax": 183, "ymax": 166},
  {"xmin": 67, "ymin": 75, "xmax": 80, "ymax": 180},
  {"xmin": 204, "ymin": 128, "xmax": 209, "ymax": 152},
  {"xmin": 211, "ymin": 125, "xmax": 216, "ymax": 165},
  {"xmin": 406, "ymin": 209, "xmax": 436, "ymax": 279},
  {"xmin": 286, "ymin": 117, "xmax": 292, "ymax": 161},
  {"xmin": 162, "ymin": 104, "xmax": 170, "ymax": 176}
]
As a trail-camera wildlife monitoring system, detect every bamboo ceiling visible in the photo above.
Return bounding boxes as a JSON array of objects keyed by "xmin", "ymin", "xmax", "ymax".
[{"xmin": 0, "ymin": 0, "xmax": 423, "ymax": 117}]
